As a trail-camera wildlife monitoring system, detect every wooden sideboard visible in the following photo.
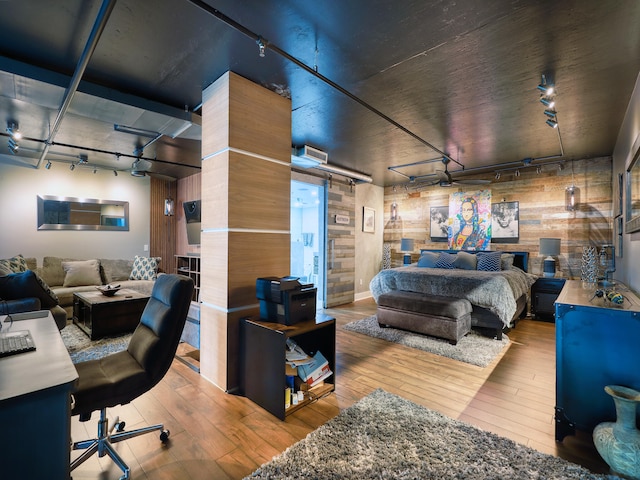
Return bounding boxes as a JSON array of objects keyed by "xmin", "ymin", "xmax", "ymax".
[{"xmin": 554, "ymin": 280, "xmax": 640, "ymax": 441}]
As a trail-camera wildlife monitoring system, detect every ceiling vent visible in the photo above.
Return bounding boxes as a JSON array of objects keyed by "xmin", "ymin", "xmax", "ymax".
[{"xmin": 291, "ymin": 145, "xmax": 328, "ymax": 168}]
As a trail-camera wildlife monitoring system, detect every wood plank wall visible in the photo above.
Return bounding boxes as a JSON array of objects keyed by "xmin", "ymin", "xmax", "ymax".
[
  {"xmin": 384, "ymin": 156, "xmax": 613, "ymax": 277},
  {"xmin": 149, "ymin": 177, "xmax": 176, "ymax": 273},
  {"xmin": 326, "ymin": 181, "xmax": 356, "ymax": 307}
]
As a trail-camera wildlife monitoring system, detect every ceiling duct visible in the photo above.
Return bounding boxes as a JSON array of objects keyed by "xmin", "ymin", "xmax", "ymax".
[{"xmin": 291, "ymin": 145, "xmax": 328, "ymax": 168}]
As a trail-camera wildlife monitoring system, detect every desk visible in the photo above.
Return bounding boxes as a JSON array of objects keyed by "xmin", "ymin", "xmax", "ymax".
[{"xmin": 0, "ymin": 311, "xmax": 78, "ymax": 479}]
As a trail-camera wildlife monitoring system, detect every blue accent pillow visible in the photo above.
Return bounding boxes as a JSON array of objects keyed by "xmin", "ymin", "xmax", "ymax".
[
  {"xmin": 417, "ymin": 252, "xmax": 439, "ymax": 267},
  {"xmin": 453, "ymin": 251, "xmax": 478, "ymax": 270},
  {"xmin": 477, "ymin": 251, "xmax": 502, "ymax": 271},
  {"xmin": 435, "ymin": 252, "xmax": 456, "ymax": 269}
]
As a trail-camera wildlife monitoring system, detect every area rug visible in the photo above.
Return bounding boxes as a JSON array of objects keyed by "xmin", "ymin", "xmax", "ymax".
[
  {"xmin": 246, "ymin": 389, "xmax": 618, "ymax": 480},
  {"xmin": 60, "ymin": 323, "xmax": 131, "ymax": 363},
  {"xmin": 343, "ymin": 315, "xmax": 508, "ymax": 367}
]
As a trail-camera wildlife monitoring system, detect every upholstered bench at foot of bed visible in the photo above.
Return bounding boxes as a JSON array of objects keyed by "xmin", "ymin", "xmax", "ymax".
[{"xmin": 376, "ymin": 291, "xmax": 472, "ymax": 345}]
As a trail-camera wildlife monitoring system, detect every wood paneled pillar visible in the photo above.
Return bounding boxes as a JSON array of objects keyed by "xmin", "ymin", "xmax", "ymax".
[{"xmin": 200, "ymin": 71, "xmax": 291, "ymax": 392}]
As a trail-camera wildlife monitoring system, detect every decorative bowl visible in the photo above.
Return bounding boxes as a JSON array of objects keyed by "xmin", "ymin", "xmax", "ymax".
[{"xmin": 96, "ymin": 284, "xmax": 121, "ymax": 297}]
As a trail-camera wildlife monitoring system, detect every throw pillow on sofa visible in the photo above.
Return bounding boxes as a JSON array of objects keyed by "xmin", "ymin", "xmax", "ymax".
[
  {"xmin": 129, "ymin": 256, "xmax": 161, "ymax": 280},
  {"xmin": 0, "ymin": 270, "xmax": 59, "ymax": 308},
  {"xmin": 0, "ymin": 254, "xmax": 29, "ymax": 275},
  {"xmin": 62, "ymin": 259, "xmax": 102, "ymax": 287}
]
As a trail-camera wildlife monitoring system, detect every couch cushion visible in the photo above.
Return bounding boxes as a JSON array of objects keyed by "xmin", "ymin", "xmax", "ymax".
[
  {"xmin": 100, "ymin": 258, "xmax": 134, "ymax": 284},
  {"xmin": 129, "ymin": 256, "xmax": 161, "ymax": 280},
  {"xmin": 62, "ymin": 259, "xmax": 102, "ymax": 287},
  {"xmin": 39, "ymin": 256, "xmax": 77, "ymax": 287},
  {"xmin": 0, "ymin": 270, "xmax": 59, "ymax": 309}
]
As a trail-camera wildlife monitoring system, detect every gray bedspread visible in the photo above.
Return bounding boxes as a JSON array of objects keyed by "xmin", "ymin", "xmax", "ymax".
[{"xmin": 370, "ymin": 266, "xmax": 538, "ymax": 327}]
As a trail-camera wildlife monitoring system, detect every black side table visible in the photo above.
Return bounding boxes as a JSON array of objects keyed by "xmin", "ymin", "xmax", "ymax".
[{"xmin": 531, "ymin": 277, "xmax": 566, "ymax": 321}]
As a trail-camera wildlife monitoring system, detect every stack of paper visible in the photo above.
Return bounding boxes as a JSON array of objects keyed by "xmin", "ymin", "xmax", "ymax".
[{"xmin": 297, "ymin": 351, "xmax": 332, "ymax": 387}]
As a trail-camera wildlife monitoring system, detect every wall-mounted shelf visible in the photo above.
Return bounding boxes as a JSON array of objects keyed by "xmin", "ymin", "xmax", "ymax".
[{"xmin": 175, "ymin": 255, "xmax": 200, "ymax": 302}]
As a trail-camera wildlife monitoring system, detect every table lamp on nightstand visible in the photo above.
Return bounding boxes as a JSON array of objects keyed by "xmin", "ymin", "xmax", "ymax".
[
  {"xmin": 539, "ymin": 237, "xmax": 561, "ymax": 278},
  {"xmin": 400, "ymin": 238, "xmax": 415, "ymax": 265}
]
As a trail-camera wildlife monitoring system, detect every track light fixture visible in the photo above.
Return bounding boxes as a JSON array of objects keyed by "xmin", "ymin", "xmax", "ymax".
[
  {"xmin": 130, "ymin": 159, "xmax": 146, "ymax": 177},
  {"xmin": 540, "ymin": 96, "xmax": 555, "ymax": 108},
  {"xmin": 536, "ymin": 75, "xmax": 555, "ymax": 96},
  {"xmin": 6, "ymin": 121, "xmax": 22, "ymax": 140},
  {"xmin": 113, "ymin": 170, "xmax": 118, "ymax": 176},
  {"xmin": 536, "ymin": 166, "xmax": 541, "ymax": 174},
  {"xmin": 69, "ymin": 163, "xmax": 75, "ymax": 171},
  {"xmin": 7, "ymin": 137, "xmax": 19, "ymax": 154},
  {"xmin": 495, "ymin": 172, "xmax": 501, "ymax": 180},
  {"xmin": 78, "ymin": 154, "xmax": 88, "ymax": 164},
  {"xmin": 45, "ymin": 161, "xmax": 52, "ymax": 169},
  {"xmin": 256, "ymin": 37, "xmax": 266, "ymax": 57},
  {"xmin": 546, "ymin": 119, "xmax": 558, "ymax": 128},
  {"xmin": 515, "ymin": 169, "xmax": 520, "ymax": 177}
]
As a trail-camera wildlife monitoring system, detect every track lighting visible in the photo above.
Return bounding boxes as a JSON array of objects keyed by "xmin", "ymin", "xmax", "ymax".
[
  {"xmin": 130, "ymin": 159, "xmax": 146, "ymax": 177},
  {"xmin": 536, "ymin": 166, "xmax": 541, "ymax": 174},
  {"xmin": 546, "ymin": 119, "xmax": 558, "ymax": 128},
  {"xmin": 536, "ymin": 75, "xmax": 554, "ymax": 96},
  {"xmin": 540, "ymin": 96, "xmax": 555, "ymax": 108},
  {"xmin": 544, "ymin": 109, "xmax": 557, "ymax": 119},
  {"xmin": 515, "ymin": 169, "xmax": 520, "ymax": 177},
  {"xmin": 113, "ymin": 170, "xmax": 118, "ymax": 176},
  {"xmin": 7, "ymin": 137, "xmax": 19, "ymax": 154},
  {"xmin": 78, "ymin": 154, "xmax": 88, "ymax": 164},
  {"xmin": 257, "ymin": 37, "xmax": 266, "ymax": 57},
  {"xmin": 495, "ymin": 172, "xmax": 501, "ymax": 180},
  {"xmin": 70, "ymin": 164, "xmax": 75, "ymax": 171},
  {"xmin": 93, "ymin": 168, "xmax": 97, "ymax": 174},
  {"xmin": 6, "ymin": 121, "xmax": 22, "ymax": 140},
  {"xmin": 45, "ymin": 161, "xmax": 52, "ymax": 169}
]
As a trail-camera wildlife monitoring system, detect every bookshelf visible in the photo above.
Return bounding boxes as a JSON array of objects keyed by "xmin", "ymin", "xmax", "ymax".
[
  {"xmin": 174, "ymin": 255, "xmax": 200, "ymax": 302},
  {"xmin": 241, "ymin": 315, "xmax": 335, "ymax": 420}
]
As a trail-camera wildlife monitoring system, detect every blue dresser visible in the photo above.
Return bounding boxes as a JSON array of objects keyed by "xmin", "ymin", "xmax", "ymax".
[{"xmin": 555, "ymin": 280, "xmax": 640, "ymax": 441}]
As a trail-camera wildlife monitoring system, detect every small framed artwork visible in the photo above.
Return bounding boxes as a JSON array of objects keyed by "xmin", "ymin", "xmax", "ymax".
[
  {"xmin": 430, "ymin": 206, "xmax": 449, "ymax": 242},
  {"xmin": 491, "ymin": 201, "xmax": 519, "ymax": 243},
  {"xmin": 362, "ymin": 206, "xmax": 375, "ymax": 233}
]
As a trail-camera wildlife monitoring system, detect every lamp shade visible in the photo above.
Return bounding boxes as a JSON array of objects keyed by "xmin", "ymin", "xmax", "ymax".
[
  {"xmin": 539, "ymin": 238, "xmax": 560, "ymax": 256},
  {"xmin": 400, "ymin": 238, "xmax": 415, "ymax": 252}
]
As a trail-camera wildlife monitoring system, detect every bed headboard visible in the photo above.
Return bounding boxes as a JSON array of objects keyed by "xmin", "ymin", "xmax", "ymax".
[{"xmin": 419, "ymin": 249, "xmax": 529, "ymax": 273}]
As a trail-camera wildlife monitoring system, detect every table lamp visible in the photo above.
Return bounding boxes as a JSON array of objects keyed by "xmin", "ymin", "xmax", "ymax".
[
  {"xmin": 400, "ymin": 238, "xmax": 415, "ymax": 265},
  {"xmin": 539, "ymin": 237, "xmax": 561, "ymax": 277}
]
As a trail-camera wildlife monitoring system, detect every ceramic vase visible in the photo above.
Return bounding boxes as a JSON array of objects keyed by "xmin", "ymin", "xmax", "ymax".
[{"xmin": 593, "ymin": 385, "xmax": 640, "ymax": 479}]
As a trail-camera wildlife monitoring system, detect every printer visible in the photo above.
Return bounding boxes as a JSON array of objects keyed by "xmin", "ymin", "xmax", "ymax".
[{"xmin": 256, "ymin": 276, "xmax": 317, "ymax": 325}]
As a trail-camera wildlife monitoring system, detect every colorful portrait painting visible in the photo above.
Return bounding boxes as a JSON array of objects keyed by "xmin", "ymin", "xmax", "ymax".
[{"xmin": 447, "ymin": 190, "xmax": 492, "ymax": 251}]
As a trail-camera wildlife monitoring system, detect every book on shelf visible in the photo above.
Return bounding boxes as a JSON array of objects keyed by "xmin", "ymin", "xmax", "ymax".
[{"xmin": 297, "ymin": 350, "xmax": 332, "ymax": 386}]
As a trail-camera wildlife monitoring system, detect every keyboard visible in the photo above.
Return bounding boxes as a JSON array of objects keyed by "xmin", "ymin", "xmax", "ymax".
[{"xmin": 0, "ymin": 330, "xmax": 36, "ymax": 358}]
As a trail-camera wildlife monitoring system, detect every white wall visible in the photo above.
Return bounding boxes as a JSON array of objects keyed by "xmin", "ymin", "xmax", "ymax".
[
  {"xmin": 612, "ymin": 71, "xmax": 640, "ymax": 293},
  {"xmin": 0, "ymin": 161, "xmax": 151, "ymax": 264},
  {"xmin": 355, "ymin": 182, "xmax": 384, "ymax": 300}
]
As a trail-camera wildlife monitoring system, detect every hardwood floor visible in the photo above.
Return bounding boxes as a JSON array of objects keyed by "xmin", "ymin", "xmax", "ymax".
[{"xmin": 70, "ymin": 298, "xmax": 609, "ymax": 479}]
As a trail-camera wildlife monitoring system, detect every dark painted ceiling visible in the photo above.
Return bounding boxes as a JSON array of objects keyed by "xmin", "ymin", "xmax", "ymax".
[{"xmin": 1, "ymin": 0, "xmax": 639, "ymax": 185}]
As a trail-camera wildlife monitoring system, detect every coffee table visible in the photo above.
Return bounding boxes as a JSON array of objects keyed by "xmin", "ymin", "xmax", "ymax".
[{"xmin": 73, "ymin": 289, "xmax": 150, "ymax": 340}]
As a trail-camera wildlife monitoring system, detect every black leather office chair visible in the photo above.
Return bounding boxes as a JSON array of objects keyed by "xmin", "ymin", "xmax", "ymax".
[{"xmin": 70, "ymin": 274, "xmax": 194, "ymax": 480}]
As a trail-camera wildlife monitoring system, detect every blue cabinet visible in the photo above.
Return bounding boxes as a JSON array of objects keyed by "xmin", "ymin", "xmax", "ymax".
[{"xmin": 555, "ymin": 280, "xmax": 640, "ymax": 441}]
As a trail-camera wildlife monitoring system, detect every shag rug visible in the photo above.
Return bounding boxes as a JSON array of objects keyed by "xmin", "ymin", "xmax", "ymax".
[
  {"xmin": 343, "ymin": 315, "xmax": 509, "ymax": 367},
  {"xmin": 60, "ymin": 323, "xmax": 131, "ymax": 363},
  {"xmin": 246, "ymin": 389, "xmax": 618, "ymax": 480}
]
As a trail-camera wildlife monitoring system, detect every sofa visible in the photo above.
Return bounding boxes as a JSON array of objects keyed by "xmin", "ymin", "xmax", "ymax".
[{"xmin": 0, "ymin": 254, "xmax": 159, "ymax": 329}]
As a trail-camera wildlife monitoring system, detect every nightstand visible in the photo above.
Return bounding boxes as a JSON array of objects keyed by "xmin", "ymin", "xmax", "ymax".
[{"xmin": 531, "ymin": 277, "xmax": 566, "ymax": 321}]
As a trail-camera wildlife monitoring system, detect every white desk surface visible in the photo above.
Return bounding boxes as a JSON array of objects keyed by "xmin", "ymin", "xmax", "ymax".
[{"xmin": 0, "ymin": 311, "xmax": 78, "ymax": 402}]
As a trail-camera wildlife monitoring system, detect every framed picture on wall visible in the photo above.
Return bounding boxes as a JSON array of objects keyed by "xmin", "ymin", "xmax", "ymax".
[
  {"xmin": 362, "ymin": 206, "xmax": 375, "ymax": 233},
  {"xmin": 491, "ymin": 201, "xmax": 519, "ymax": 243},
  {"xmin": 430, "ymin": 206, "xmax": 449, "ymax": 242}
]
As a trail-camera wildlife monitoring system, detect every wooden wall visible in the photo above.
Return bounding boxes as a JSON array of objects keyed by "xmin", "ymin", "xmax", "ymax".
[
  {"xmin": 150, "ymin": 177, "xmax": 176, "ymax": 273},
  {"xmin": 326, "ymin": 181, "xmax": 356, "ymax": 306},
  {"xmin": 176, "ymin": 172, "xmax": 202, "ymax": 257},
  {"xmin": 383, "ymin": 156, "xmax": 613, "ymax": 278}
]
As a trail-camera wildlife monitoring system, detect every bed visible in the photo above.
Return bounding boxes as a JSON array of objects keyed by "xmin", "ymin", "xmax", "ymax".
[{"xmin": 369, "ymin": 249, "xmax": 537, "ymax": 338}]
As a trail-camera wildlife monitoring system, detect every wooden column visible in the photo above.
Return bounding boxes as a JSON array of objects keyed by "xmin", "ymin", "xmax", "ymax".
[{"xmin": 200, "ymin": 72, "xmax": 291, "ymax": 392}]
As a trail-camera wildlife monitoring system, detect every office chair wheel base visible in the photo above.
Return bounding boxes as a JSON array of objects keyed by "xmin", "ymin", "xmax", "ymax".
[
  {"xmin": 160, "ymin": 429, "xmax": 170, "ymax": 443},
  {"xmin": 115, "ymin": 421, "xmax": 126, "ymax": 432}
]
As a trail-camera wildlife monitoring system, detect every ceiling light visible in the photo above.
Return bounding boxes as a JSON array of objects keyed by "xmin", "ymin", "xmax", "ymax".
[
  {"xmin": 45, "ymin": 161, "xmax": 52, "ymax": 170},
  {"xmin": 536, "ymin": 74, "xmax": 555, "ymax": 96},
  {"xmin": 540, "ymin": 97, "xmax": 555, "ymax": 108},
  {"xmin": 546, "ymin": 119, "xmax": 558, "ymax": 128},
  {"xmin": 113, "ymin": 170, "xmax": 118, "ymax": 176},
  {"xmin": 257, "ymin": 37, "xmax": 266, "ymax": 57},
  {"xmin": 6, "ymin": 121, "xmax": 22, "ymax": 140},
  {"xmin": 536, "ymin": 166, "xmax": 541, "ymax": 174},
  {"xmin": 544, "ymin": 109, "xmax": 557, "ymax": 119},
  {"xmin": 78, "ymin": 154, "xmax": 88, "ymax": 164},
  {"xmin": 7, "ymin": 137, "xmax": 19, "ymax": 154},
  {"xmin": 495, "ymin": 172, "xmax": 501, "ymax": 180},
  {"xmin": 70, "ymin": 163, "xmax": 75, "ymax": 171},
  {"xmin": 93, "ymin": 168, "xmax": 97, "ymax": 174},
  {"xmin": 515, "ymin": 169, "xmax": 520, "ymax": 177}
]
